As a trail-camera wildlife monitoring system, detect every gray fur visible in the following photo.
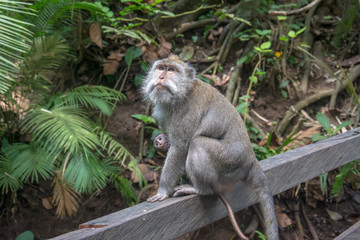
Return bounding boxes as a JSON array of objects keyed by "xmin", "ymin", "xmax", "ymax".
[{"xmin": 142, "ymin": 57, "xmax": 279, "ymax": 240}]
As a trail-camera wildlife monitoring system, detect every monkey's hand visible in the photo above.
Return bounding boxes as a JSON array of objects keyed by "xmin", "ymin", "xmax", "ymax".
[{"xmin": 147, "ymin": 190, "xmax": 169, "ymax": 202}]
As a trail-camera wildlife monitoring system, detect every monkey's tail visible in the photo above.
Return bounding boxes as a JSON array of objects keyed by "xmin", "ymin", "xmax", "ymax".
[
  {"xmin": 217, "ymin": 193, "xmax": 249, "ymax": 240},
  {"xmin": 257, "ymin": 186, "xmax": 279, "ymax": 240},
  {"xmin": 251, "ymin": 168, "xmax": 279, "ymax": 240}
]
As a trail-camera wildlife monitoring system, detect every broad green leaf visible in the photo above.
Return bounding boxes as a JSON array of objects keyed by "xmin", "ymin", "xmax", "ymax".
[
  {"xmin": 279, "ymin": 80, "xmax": 289, "ymax": 88},
  {"xmin": 256, "ymin": 70, "xmax": 266, "ymax": 76},
  {"xmin": 261, "ymin": 41, "xmax": 271, "ymax": 50},
  {"xmin": 316, "ymin": 112, "xmax": 332, "ymax": 134},
  {"xmin": 281, "ymin": 90, "xmax": 288, "ymax": 99},
  {"xmin": 254, "ymin": 46, "xmax": 263, "ymax": 52},
  {"xmin": 279, "ymin": 36, "xmax": 289, "ymax": 42},
  {"xmin": 132, "ymin": 114, "xmax": 156, "ymax": 125},
  {"xmin": 16, "ymin": 231, "xmax": 34, "ymax": 240},
  {"xmin": 134, "ymin": 74, "xmax": 144, "ymax": 87},
  {"xmin": 237, "ymin": 55, "xmax": 249, "ymax": 65},
  {"xmin": 277, "ymin": 16, "xmax": 287, "ymax": 21},
  {"xmin": 249, "ymin": 76, "xmax": 258, "ymax": 84},
  {"xmin": 311, "ymin": 133, "xmax": 327, "ymax": 142},
  {"xmin": 288, "ymin": 30, "xmax": 296, "ymax": 38},
  {"xmin": 334, "ymin": 121, "xmax": 353, "ymax": 132},
  {"xmin": 125, "ymin": 47, "xmax": 142, "ymax": 66}
]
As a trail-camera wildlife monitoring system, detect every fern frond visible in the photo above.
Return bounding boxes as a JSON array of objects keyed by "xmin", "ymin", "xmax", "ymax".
[
  {"xmin": 3, "ymin": 143, "xmax": 55, "ymax": 183},
  {"xmin": 0, "ymin": 152, "xmax": 21, "ymax": 194},
  {"xmin": 52, "ymin": 173, "xmax": 81, "ymax": 219},
  {"xmin": 22, "ymin": 106, "xmax": 100, "ymax": 156},
  {"xmin": 53, "ymin": 85, "xmax": 126, "ymax": 116}
]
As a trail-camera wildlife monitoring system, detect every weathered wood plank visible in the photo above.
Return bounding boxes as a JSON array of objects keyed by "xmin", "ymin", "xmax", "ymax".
[
  {"xmin": 334, "ymin": 221, "xmax": 360, "ymax": 240},
  {"xmin": 51, "ymin": 128, "xmax": 360, "ymax": 240}
]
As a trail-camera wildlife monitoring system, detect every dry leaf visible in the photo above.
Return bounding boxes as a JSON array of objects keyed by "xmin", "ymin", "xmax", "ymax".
[
  {"xmin": 157, "ymin": 36, "xmax": 172, "ymax": 58},
  {"xmin": 275, "ymin": 205, "xmax": 292, "ymax": 228},
  {"xmin": 103, "ymin": 59, "xmax": 119, "ymax": 75},
  {"xmin": 125, "ymin": 87, "xmax": 141, "ymax": 102},
  {"xmin": 326, "ymin": 208, "xmax": 343, "ymax": 221},
  {"xmin": 103, "ymin": 52, "xmax": 123, "ymax": 75},
  {"xmin": 142, "ymin": 45, "xmax": 159, "ymax": 63},
  {"xmin": 42, "ymin": 197, "xmax": 54, "ymax": 210},
  {"xmin": 131, "ymin": 163, "xmax": 157, "ymax": 183},
  {"xmin": 52, "ymin": 174, "xmax": 81, "ymax": 219},
  {"xmin": 89, "ymin": 22, "xmax": 103, "ymax": 49},
  {"xmin": 179, "ymin": 45, "xmax": 194, "ymax": 61},
  {"xmin": 284, "ymin": 124, "xmax": 322, "ymax": 149}
]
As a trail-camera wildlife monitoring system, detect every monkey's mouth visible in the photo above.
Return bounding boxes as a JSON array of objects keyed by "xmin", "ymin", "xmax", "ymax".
[{"xmin": 154, "ymin": 84, "xmax": 172, "ymax": 94}]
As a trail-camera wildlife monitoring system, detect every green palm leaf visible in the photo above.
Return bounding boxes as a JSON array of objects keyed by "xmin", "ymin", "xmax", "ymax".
[
  {"xmin": 0, "ymin": 0, "xmax": 33, "ymax": 94},
  {"xmin": 53, "ymin": 85, "xmax": 126, "ymax": 116},
  {"xmin": 0, "ymin": 152, "xmax": 20, "ymax": 194},
  {"xmin": 63, "ymin": 153, "xmax": 115, "ymax": 193},
  {"xmin": 22, "ymin": 106, "xmax": 100, "ymax": 155},
  {"xmin": 3, "ymin": 143, "xmax": 55, "ymax": 183},
  {"xmin": 29, "ymin": 0, "xmax": 104, "ymax": 35},
  {"xmin": 22, "ymin": 34, "xmax": 70, "ymax": 90}
]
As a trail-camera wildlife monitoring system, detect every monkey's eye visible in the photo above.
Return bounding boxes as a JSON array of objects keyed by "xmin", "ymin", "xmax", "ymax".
[
  {"xmin": 159, "ymin": 137, "xmax": 162, "ymax": 140},
  {"xmin": 167, "ymin": 67, "xmax": 175, "ymax": 72},
  {"xmin": 158, "ymin": 66, "xmax": 165, "ymax": 71}
]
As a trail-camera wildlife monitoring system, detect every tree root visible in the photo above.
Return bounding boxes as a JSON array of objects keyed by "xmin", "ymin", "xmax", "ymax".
[
  {"xmin": 329, "ymin": 64, "xmax": 360, "ymax": 110},
  {"xmin": 301, "ymin": 200, "xmax": 319, "ymax": 240},
  {"xmin": 276, "ymin": 89, "xmax": 334, "ymax": 137},
  {"xmin": 164, "ymin": 18, "xmax": 224, "ymax": 40},
  {"xmin": 232, "ymin": 73, "xmax": 242, "ymax": 106},
  {"xmin": 300, "ymin": 5, "xmax": 317, "ymax": 94},
  {"xmin": 294, "ymin": 201, "xmax": 304, "ymax": 240},
  {"xmin": 269, "ymin": 0, "xmax": 322, "ymax": 16},
  {"xmin": 226, "ymin": 64, "xmax": 242, "ymax": 102}
]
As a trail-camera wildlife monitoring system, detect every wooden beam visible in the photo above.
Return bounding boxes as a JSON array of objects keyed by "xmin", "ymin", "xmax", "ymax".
[
  {"xmin": 334, "ymin": 221, "xmax": 360, "ymax": 240},
  {"xmin": 51, "ymin": 128, "xmax": 360, "ymax": 240}
]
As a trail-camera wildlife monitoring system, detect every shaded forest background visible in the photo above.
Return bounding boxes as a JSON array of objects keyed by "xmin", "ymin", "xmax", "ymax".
[{"xmin": 1, "ymin": 0, "xmax": 360, "ymax": 239}]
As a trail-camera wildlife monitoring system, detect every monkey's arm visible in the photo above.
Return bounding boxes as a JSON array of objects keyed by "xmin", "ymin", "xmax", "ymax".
[{"xmin": 147, "ymin": 146, "xmax": 186, "ymax": 202}]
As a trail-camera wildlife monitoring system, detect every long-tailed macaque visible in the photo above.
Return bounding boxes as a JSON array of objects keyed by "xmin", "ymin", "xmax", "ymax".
[{"xmin": 142, "ymin": 55, "xmax": 279, "ymax": 240}]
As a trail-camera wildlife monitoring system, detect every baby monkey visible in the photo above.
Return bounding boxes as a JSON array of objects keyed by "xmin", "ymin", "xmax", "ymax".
[
  {"xmin": 153, "ymin": 133, "xmax": 170, "ymax": 155},
  {"xmin": 142, "ymin": 55, "xmax": 279, "ymax": 240}
]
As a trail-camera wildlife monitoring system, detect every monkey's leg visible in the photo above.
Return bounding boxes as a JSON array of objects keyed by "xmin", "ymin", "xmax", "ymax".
[
  {"xmin": 185, "ymin": 136, "xmax": 244, "ymax": 195},
  {"xmin": 173, "ymin": 184, "xmax": 198, "ymax": 197}
]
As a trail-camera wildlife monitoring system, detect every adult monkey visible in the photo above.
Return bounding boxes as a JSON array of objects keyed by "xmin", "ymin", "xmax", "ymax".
[{"xmin": 142, "ymin": 55, "xmax": 279, "ymax": 240}]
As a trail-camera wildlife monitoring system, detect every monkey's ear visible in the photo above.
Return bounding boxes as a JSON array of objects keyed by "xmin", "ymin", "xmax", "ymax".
[{"xmin": 186, "ymin": 65, "xmax": 196, "ymax": 80}]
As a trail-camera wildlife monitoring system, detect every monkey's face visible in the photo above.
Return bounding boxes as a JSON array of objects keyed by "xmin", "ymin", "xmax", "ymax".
[
  {"xmin": 153, "ymin": 133, "xmax": 170, "ymax": 153},
  {"xmin": 142, "ymin": 56, "xmax": 196, "ymax": 105}
]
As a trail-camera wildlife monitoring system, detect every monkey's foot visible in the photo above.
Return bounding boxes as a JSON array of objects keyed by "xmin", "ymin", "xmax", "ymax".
[
  {"xmin": 147, "ymin": 192, "xmax": 169, "ymax": 202},
  {"xmin": 173, "ymin": 184, "xmax": 198, "ymax": 197}
]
